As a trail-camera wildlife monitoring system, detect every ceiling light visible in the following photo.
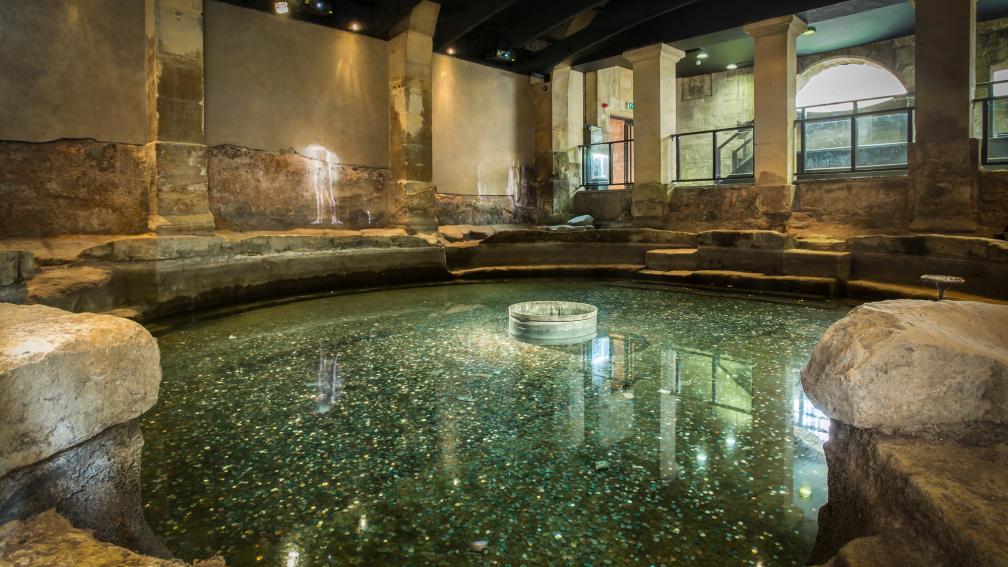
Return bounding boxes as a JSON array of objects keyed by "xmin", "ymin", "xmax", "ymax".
[
  {"xmin": 274, "ymin": 1, "xmax": 289, "ymax": 14},
  {"xmin": 803, "ymin": 26, "xmax": 817, "ymax": 36},
  {"xmin": 348, "ymin": 21, "xmax": 362, "ymax": 32},
  {"xmin": 696, "ymin": 50, "xmax": 709, "ymax": 60},
  {"xmin": 726, "ymin": 63, "xmax": 738, "ymax": 70},
  {"xmin": 446, "ymin": 47, "xmax": 457, "ymax": 55},
  {"xmin": 695, "ymin": 59, "xmax": 702, "ymax": 66}
]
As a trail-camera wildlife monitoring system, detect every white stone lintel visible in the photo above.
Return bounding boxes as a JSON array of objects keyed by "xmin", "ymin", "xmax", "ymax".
[{"xmin": 622, "ymin": 43, "xmax": 686, "ymax": 65}]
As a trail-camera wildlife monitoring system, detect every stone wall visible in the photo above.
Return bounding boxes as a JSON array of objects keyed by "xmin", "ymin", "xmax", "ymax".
[
  {"xmin": 208, "ymin": 145, "xmax": 392, "ymax": 231},
  {"xmin": 435, "ymin": 194, "xmax": 519, "ymax": 225},
  {"xmin": 0, "ymin": 141, "xmax": 151, "ymax": 237},
  {"xmin": 431, "ymin": 55, "xmax": 534, "ymax": 198},
  {"xmin": 790, "ymin": 176, "xmax": 911, "ymax": 236},
  {"xmin": 979, "ymin": 170, "xmax": 1008, "ymax": 233}
]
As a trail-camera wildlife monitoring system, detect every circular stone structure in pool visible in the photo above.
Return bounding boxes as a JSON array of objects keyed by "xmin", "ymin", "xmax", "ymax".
[
  {"xmin": 142, "ymin": 281, "xmax": 848, "ymax": 566},
  {"xmin": 508, "ymin": 300, "xmax": 597, "ymax": 344}
]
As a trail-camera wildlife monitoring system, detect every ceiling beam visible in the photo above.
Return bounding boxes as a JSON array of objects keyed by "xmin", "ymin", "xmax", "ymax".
[
  {"xmin": 504, "ymin": 0, "xmax": 608, "ymax": 48},
  {"xmin": 573, "ymin": 0, "xmax": 841, "ymax": 68},
  {"xmin": 434, "ymin": 0, "xmax": 523, "ymax": 50},
  {"xmin": 512, "ymin": 0, "xmax": 701, "ymax": 74}
]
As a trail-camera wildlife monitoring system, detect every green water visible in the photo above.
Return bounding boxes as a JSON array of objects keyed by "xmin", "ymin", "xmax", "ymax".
[{"xmin": 141, "ymin": 281, "xmax": 846, "ymax": 566}]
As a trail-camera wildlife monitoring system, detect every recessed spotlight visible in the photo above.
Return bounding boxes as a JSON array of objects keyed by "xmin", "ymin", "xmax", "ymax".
[
  {"xmin": 803, "ymin": 26, "xmax": 817, "ymax": 36},
  {"xmin": 274, "ymin": 1, "xmax": 289, "ymax": 14},
  {"xmin": 696, "ymin": 50, "xmax": 709, "ymax": 60},
  {"xmin": 726, "ymin": 63, "xmax": 738, "ymax": 70},
  {"xmin": 447, "ymin": 47, "xmax": 457, "ymax": 55},
  {"xmin": 348, "ymin": 21, "xmax": 362, "ymax": 32},
  {"xmin": 696, "ymin": 59, "xmax": 702, "ymax": 66}
]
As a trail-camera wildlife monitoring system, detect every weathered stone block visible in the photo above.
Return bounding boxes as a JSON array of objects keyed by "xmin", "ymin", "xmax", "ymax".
[
  {"xmin": 782, "ymin": 249, "xmax": 851, "ymax": 279},
  {"xmin": 645, "ymin": 248, "xmax": 698, "ymax": 271},
  {"xmin": 631, "ymin": 182, "xmax": 670, "ymax": 223},
  {"xmin": 802, "ymin": 300, "xmax": 1008, "ymax": 438},
  {"xmin": 436, "ymin": 194, "xmax": 515, "ymax": 225},
  {"xmin": 0, "ymin": 140, "xmax": 150, "ymax": 237},
  {"xmin": 697, "ymin": 229, "xmax": 795, "ymax": 249},
  {"xmin": 909, "ymin": 138, "xmax": 979, "ymax": 233},
  {"xmin": 0, "ymin": 304, "xmax": 161, "ymax": 477}
]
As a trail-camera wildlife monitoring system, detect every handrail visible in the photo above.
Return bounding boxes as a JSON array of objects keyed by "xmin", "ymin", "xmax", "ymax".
[
  {"xmin": 671, "ymin": 125, "xmax": 755, "ymax": 184},
  {"xmin": 797, "ymin": 92, "xmax": 915, "ymax": 114}
]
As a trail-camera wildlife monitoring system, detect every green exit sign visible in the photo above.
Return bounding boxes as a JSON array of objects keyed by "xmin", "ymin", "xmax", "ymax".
[{"xmin": 626, "ymin": 101, "xmax": 635, "ymax": 110}]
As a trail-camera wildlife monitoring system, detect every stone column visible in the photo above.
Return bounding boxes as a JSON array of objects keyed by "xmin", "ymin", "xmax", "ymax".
[
  {"xmin": 144, "ymin": 0, "xmax": 215, "ymax": 235},
  {"xmin": 388, "ymin": 1, "xmax": 440, "ymax": 232},
  {"xmin": 531, "ymin": 67, "xmax": 584, "ymax": 222},
  {"xmin": 622, "ymin": 44, "xmax": 684, "ymax": 226},
  {"xmin": 744, "ymin": 16, "xmax": 807, "ymax": 224},
  {"xmin": 909, "ymin": 0, "xmax": 979, "ymax": 232}
]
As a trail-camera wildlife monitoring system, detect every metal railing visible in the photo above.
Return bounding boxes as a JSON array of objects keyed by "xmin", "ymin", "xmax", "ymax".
[
  {"xmin": 672, "ymin": 125, "xmax": 755, "ymax": 184},
  {"xmin": 796, "ymin": 94, "xmax": 915, "ymax": 175},
  {"xmin": 580, "ymin": 139, "xmax": 634, "ymax": 189},
  {"xmin": 974, "ymin": 80, "xmax": 1008, "ymax": 166}
]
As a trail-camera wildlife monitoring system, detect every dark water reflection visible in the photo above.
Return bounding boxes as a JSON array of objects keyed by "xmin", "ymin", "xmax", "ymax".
[{"xmin": 142, "ymin": 281, "xmax": 844, "ymax": 566}]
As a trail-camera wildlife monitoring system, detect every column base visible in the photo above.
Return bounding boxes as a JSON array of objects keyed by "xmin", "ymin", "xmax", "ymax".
[
  {"xmin": 396, "ymin": 180, "xmax": 437, "ymax": 232},
  {"xmin": 148, "ymin": 213, "xmax": 216, "ymax": 236},
  {"xmin": 909, "ymin": 139, "xmax": 979, "ymax": 233}
]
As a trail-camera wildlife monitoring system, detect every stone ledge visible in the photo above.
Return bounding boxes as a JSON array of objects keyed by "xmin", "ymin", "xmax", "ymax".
[
  {"xmin": 481, "ymin": 228, "xmax": 696, "ymax": 246},
  {"xmin": 636, "ymin": 269, "xmax": 839, "ymax": 297},
  {"xmin": 451, "ymin": 264, "xmax": 645, "ymax": 279}
]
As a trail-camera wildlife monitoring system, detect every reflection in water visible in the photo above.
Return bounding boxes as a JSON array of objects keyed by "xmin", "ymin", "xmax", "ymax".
[
  {"xmin": 314, "ymin": 354, "xmax": 342, "ymax": 414},
  {"xmin": 143, "ymin": 282, "xmax": 844, "ymax": 566}
]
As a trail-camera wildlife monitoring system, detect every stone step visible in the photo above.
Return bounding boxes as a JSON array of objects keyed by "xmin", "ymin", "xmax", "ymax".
[
  {"xmin": 782, "ymin": 249, "xmax": 851, "ymax": 279},
  {"xmin": 636, "ymin": 269, "xmax": 839, "ymax": 297},
  {"xmin": 452, "ymin": 264, "xmax": 645, "ymax": 279},
  {"xmin": 645, "ymin": 248, "xmax": 698, "ymax": 271}
]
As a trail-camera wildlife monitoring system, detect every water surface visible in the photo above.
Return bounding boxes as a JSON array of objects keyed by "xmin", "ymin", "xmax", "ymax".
[{"xmin": 142, "ymin": 281, "xmax": 845, "ymax": 566}]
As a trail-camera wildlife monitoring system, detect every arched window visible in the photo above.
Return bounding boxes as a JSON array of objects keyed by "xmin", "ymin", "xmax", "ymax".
[
  {"xmin": 798, "ymin": 59, "xmax": 907, "ymax": 112},
  {"xmin": 797, "ymin": 58, "xmax": 911, "ymax": 172}
]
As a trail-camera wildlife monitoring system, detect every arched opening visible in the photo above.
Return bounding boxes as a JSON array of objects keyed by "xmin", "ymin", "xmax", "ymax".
[
  {"xmin": 797, "ymin": 58, "xmax": 908, "ymax": 111},
  {"xmin": 797, "ymin": 58, "xmax": 912, "ymax": 173}
]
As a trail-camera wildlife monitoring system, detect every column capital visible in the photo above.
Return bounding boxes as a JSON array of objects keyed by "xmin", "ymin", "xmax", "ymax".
[
  {"xmin": 622, "ymin": 43, "xmax": 686, "ymax": 65},
  {"xmin": 743, "ymin": 15, "xmax": 808, "ymax": 39}
]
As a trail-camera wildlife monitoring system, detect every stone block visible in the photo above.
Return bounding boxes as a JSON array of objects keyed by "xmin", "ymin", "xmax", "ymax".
[
  {"xmin": 801, "ymin": 300, "xmax": 1008, "ymax": 438},
  {"xmin": 782, "ymin": 249, "xmax": 851, "ymax": 279},
  {"xmin": 909, "ymin": 138, "xmax": 979, "ymax": 233},
  {"xmin": 697, "ymin": 229, "xmax": 795, "ymax": 249},
  {"xmin": 0, "ymin": 304, "xmax": 161, "ymax": 477},
  {"xmin": 572, "ymin": 189, "xmax": 631, "ymax": 222},
  {"xmin": 645, "ymin": 248, "xmax": 698, "ymax": 271},
  {"xmin": 696, "ymin": 247, "xmax": 784, "ymax": 274},
  {"xmin": 630, "ymin": 182, "xmax": 670, "ymax": 222},
  {"xmin": 82, "ymin": 235, "xmax": 225, "ymax": 262}
]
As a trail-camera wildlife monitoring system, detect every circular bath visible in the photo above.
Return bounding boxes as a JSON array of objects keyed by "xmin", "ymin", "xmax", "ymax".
[
  {"xmin": 507, "ymin": 300, "xmax": 597, "ymax": 344},
  {"xmin": 142, "ymin": 281, "xmax": 848, "ymax": 565}
]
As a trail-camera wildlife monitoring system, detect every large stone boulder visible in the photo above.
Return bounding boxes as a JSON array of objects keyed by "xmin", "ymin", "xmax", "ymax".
[
  {"xmin": 0, "ymin": 304, "xmax": 160, "ymax": 477},
  {"xmin": 802, "ymin": 300, "xmax": 1008, "ymax": 437}
]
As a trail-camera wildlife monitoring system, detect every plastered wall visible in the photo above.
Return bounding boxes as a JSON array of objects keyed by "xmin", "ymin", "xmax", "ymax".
[
  {"xmin": 432, "ymin": 54, "xmax": 533, "ymax": 197},
  {"xmin": 204, "ymin": 0, "xmax": 389, "ymax": 168},
  {"xmin": 0, "ymin": 0, "xmax": 148, "ymax": 144}
]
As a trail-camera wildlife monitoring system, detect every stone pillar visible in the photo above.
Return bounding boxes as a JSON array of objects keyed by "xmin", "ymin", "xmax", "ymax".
[
  {"xmin": 144, "ymin": 0, "xmax": 215, "ymax": 235},
  {"xmin": 531, "ymin": 68, "xmax": 584, "ymax": 222},
  {"xmin": 622, "ymin": 44, "xmax": 684, "ymax": 226},
  {"xmin": 909, "ymin": 0, "xmax": 979, "ymax": 233},
  {"xmin": 388, "ymin": 1, "xmax": 440, "ymax": 232},
  {"xmin": 744, "ymin": 16, "xmax": 807, "ymax": 224}
]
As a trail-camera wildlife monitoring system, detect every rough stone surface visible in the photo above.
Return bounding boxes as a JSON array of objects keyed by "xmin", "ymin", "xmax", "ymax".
[
  {"xmin": 0, "ymin": 250, "xmax": 34, "ymax": 303},
  {"xmin": 0, "ymin": 509, "xmax": 224, "ymax": 566},
  {"xmin": 208, "ymin": 145, "xmax": 392, "ymax": 231},
  {"xmin": 435, "ymin": 193, "xmax": 517, "ymax": 225},
  {"xmin": 802, "ymin": 300, "xmax": 1008, "ymax": 438},
  {"xmin": 791, "ymin": 177, "xmax": 910, "ymax": 236},
  {"xmin": 483, "ymin": 228, "xmax": 695, "ymax": 246},
  {"xmin": 811, "ymin": 421, "xmax": 1008, "ymax": 567},
  {"xmin": 571, "ymin": 189, "xmax": 630, "ymax": 223},
  {"xmin": 0, "ymin": 422, "xmax": 169, "ymax": 558},
  {"xmin": 0, "ymin": 304, "xmax": 161, "ymax": 477},
  {"xmin": 979, "ymin": 170, "xmax": 1008, "ymax": 235},
  {"xmin": 0, "ymin": 140, "xmax": 150, "ymax": 237},
  {"xmin": 697, "ymin": 229, "xmax": 795, "ymax": 250}
]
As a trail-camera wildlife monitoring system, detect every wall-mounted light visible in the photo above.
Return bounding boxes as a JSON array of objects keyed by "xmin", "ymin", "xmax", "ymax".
[
  {"xmin": 802, "ymin": 26, "xmax": 817, "ymax": 36},
  {"xmin": 726, "ymin": 63, "xmax": 738, "ymax": 70},
  {"xmin": 348, "ymin": 21, "xmax": 362, "ymax": 32},
  {"xmin": 446, "ymin": 47, "xmax": 457, "ymax": 55},
  {"xmin": 274, "ymin": 1, "xmax": 289, "ymax": 14}
]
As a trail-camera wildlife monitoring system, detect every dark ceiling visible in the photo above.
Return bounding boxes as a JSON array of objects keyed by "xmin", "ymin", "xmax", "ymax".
[{"xmin": 220, "ymin": 0, "xmax": 1008, "ymax": 77}]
